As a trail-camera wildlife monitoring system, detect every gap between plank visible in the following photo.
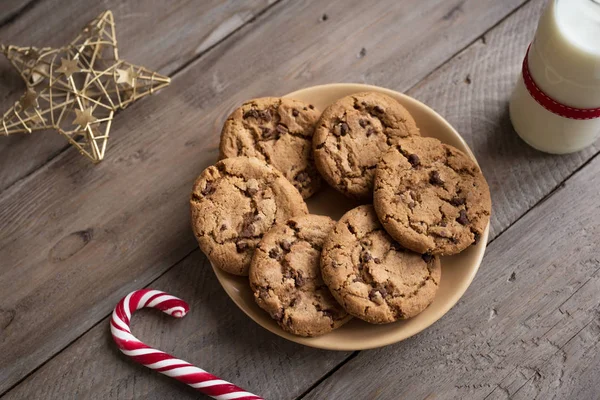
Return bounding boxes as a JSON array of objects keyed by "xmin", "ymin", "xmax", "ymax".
[
  {"xmin": 0, "ymin": 246, "xmax": 199, "ymax": 398},
  {"xmin": 0, "ymin": 0, "xmax": 287, "ymax": 396},
  {"xmin": 405, "ymin": 0, "xmax": 533, "ymax": 95},
  {"xmin": 295, "ymin": 351, "xmax": 359, "ymax": 400},
  {"xmin": 0, "ymin": 0, "xmax": 286, "ymax": 196},
  {"xmin": 296, "ymin": 151, "xmax": 600, "ymax": 398},
  {"xmin": 0, "ymin": 0, "xmax": 41, "ymax": 28},
  {"xmin": 2, "ymin": 0, "xmax": 593, "ymax": 397}
]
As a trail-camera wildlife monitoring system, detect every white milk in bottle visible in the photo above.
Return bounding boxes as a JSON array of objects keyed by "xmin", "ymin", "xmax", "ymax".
[{"xmin": 509, "ymin": 0, "xmax": 600, "ymax": 154}]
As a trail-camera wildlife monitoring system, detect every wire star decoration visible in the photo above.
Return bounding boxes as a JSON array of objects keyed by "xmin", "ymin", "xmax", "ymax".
[{"xmin": 0, "ymin": 10, "xmax": 170, "ymax": 162}]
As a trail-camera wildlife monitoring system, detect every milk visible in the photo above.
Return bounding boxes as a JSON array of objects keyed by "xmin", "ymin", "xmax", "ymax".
[{"xmin": 509, "ymin": 0, "xmax": 600, "ymax": 154}]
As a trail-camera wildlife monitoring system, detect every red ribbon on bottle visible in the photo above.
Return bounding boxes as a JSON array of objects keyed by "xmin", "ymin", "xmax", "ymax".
[{"xmin": 522, "ymin": 45, "xmax": 600, "ymax": 120}]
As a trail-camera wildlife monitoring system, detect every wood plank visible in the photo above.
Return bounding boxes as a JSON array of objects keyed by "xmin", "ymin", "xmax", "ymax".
[
  {"xmin": 0, "ymin": 0, "xmax": 528, "ymax": 395},
  {"xmin": 2, "ymin": 251, "xmax": 352, "ymax": 400},
  {"xmin": 301, "ymin": 0, "xmax": 600, "ymax": 394},
  {"xmin": 406, "ymin": 0, "xmax": 600, "ymax": 240},
  {"xmin": 0, "ymin": 0, "xmax": 276, "ymax": 191},
  {"xmin": 304, "ymin": 152, "xmax": 600, "ymax": 399},
  {"xmin": 0, "ymin": 1, "xmax": 34, "ymax": 25}
]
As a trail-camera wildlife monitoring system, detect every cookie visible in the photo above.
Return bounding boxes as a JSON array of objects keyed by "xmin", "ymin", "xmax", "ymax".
[
  {"xmin": 190, "ymin": 156, "xmax": 308, "ymax": 276},
  {"xmin": 373, "ymin": 136, "xmax": 491, "ymax": 255},
  {"xmin": 219, "ymin": 97, "xmax": 322, "ymax": 199},
  {"xmin": 249, "ymin": 215, "xmax": 351, "ymax": 337},
  {"xmin": 320, "ymin": 205, "xmax": 441, "ymax": 324},
  {"xmin": 313, "ymin": 91, "xmax": 420, "ymax": 200}
]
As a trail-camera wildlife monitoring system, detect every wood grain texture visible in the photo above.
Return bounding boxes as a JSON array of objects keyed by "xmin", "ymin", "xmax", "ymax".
[
  {"xmin": 406, "ymin": 0, "xmax": 599, "ymax": 240},
  {"xmin": 304, "ymin": 153, "xmax": 600, "ymax": 398},
  {"xmin": 307, "ymin": 148, "xmax": 600, "ymax": 399},
  {"xmin": 0, "ymin": 0, "xmax": 35, "ymax": 25},
  {"xmin": 0, "ymin": 0, "xmax": 276, "ymax": 191},
  {"xmin": 302, "ymin": 1, "xmax": 600, "ymax": 395},
  {"xmin": 2, "ymin": 251, "xmax": 352, "ymax": 400},
  {"xmin": 0, "ymin": 0, "xmax": 528, "ymax": 395}
]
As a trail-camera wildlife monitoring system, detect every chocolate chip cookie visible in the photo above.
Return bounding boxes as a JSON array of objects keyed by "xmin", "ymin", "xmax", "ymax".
[
  {"xmin": 191, "ymin": 156, "xmax": 308, "ymax": 276},
  {"xmin": 219, "ymin": 97, "xmax": 322, "ymax": 199},
  {"xmin": 321, "ymin": 205, "xmax": 441, "ymax": 324},
  {"xmin": 313, "ymin": 92, "xmax": 420, "ymax": 200},
  {"xmin": 374, "ymin": 136, "xmax": 491, "ymax": 255},
  {"xmin": 249, "ymin": 215, "xmax": 351, "ymax": 336}
]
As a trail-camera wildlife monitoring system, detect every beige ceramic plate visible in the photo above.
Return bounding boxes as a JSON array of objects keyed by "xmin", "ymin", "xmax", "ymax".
[{"xmin": 212, "ymin": 83, "xmax": 489, "ymax": 350}]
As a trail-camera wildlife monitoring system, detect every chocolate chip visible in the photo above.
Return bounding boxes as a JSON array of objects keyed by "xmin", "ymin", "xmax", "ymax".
[
  {"xmin": 429, "ymin": 171, "xmax": 444, "ymax": 186},
  {"xmin": 373, "ymin": 105, "xmax": 384, "ymax": 113},
  {"xmin": 292, "ymin": 109, "xmax": 299, "ymax": 117},
  {"xmin": 359, "ymin": 119, "xmax": 368, "ymax": 128},
  {"xmin": 450, "ymin": 197, "xmax": 466, "ymax": 206},
  {"xmin": 294, "ymin": 272, "xmax": 305, "ymax": 287},
  {"xmin": 457, "ymin": 210, "xmax": 469, "ymax": 225},
  {"xmin": 473, "ymin": 232, "xmax": 481, "ymax": 244},
  {"xmin": 201, "ymin": 181, "xmax": 214, "ymax": 196},
  {"xmin": 220, "ymin": 223, "xmax": 227, "ymax": 231},
  {"xmin": 281, "ymin": 240, "xmax": 292, "ymax": 251},
  {"xmin": 236, "ymin": 241, "xmax": 249, "ymax": 253},
  {"xmin": 295, "ymin": 171, "xmax": 309, "ymax": 183},
  {"xmin": 346, "ymin": 223, "xmax": 357, "ymax": 234},
  {"xmin": 259, "ymin": 109, "xmax": 271, "ymax": 122},
  {"xmin": 354, "ymin": 104, "xmax": 360, "ymax": 110},
  {"xmin": 269, "ymin": 248, "xmax": 281, "ymax": 259},
  {"xmin": 340, "ymin": 122, "xmax": 349, "ymax": 136},
  {"xmin": 261, "ymin": 126, "xmax": 276, "ymax": 140},
  {"xmin": 361, "ymin": 101, "xmax": 367, "ymax": 106},
  {"xmin": 273, "ymin": 308, "xmax": 284, "ymax": 321},
  {"xmin": 390, "ymin": 242, "xmax": 403, "ymax": 252},
  {"xmin": 360, "ymin": 252, "xmax": 373, "ymax": 263},
  {"xmin": 309, "ymin": 104, "xmax": 315, "ymax": 109},
  {"xmin": 373, "ymin": 258, "xmax": 382, "ymax": 264},
  {"xmin": 422, "ymin": 253, "xmax": 433, "ymax": 263},
  {"xmin": 369, "ymin": 287, "xmax": 387, "ymax": 301},
  {"xmin": 407, "ymin": 154, "xmax": 420, "ymax": 168},
  {"xmin": 276, "ymin": 124, "xmax": 288, "ymax": 134},
  {"xmin": 366, "ymin": 127, "xmax": 374, "ymax": 137},
  {"xmin": 240, "ymin": 213, "xmax": 257, "ymax": 238},
  {"xmin": 287, "ymin": 220, "xmax": 299, "ymax": 230},
  {"xmin": 240, "ymin": 224, "xmax": 255, "ymax": 238},
  {"xmin": 243, "ymin": 109, "xmax": 259, "ymax": 119}
]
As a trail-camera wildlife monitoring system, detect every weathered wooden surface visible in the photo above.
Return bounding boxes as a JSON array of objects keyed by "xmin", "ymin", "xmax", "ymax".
[
  {"xmin": 305, "ymin": 154, "xmax": 600, "ymax": 400},
  {"xmin": 407, "ymin": 0, "xmax": 600, "ymax": 239},
  {"xmin": 0, "ymin": 0, "xmax": 276, "ymax": 191},
  {"xmin": 5, "ymin": 0, "xmax": 600, "ymax": 399},
  {"xmin": 3, "ymin": 251, "xmax": 354, "ymax": 400},
  {"xmin": 0, "ymin": 1, "xmax": 33, "ymax": 26},
  {"xmin": 0, "ymin": 0, "xmax": 529, "ymax": 395}
]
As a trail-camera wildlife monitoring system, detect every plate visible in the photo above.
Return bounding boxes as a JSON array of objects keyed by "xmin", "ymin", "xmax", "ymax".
[{"xmin": 211, "ymin": 83, "xmax": 489, "ymax": 350}]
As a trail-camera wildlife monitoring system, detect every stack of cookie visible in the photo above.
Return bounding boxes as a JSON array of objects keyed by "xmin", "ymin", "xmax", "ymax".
[{"xmin": 190, "ymin": 92, "xmax": 491, "ymax": 337}]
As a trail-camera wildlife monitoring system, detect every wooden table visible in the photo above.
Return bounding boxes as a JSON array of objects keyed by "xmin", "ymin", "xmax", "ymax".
[{"xmin": 1, "ymin": 0, "xmax": 599, "ymax": 398}]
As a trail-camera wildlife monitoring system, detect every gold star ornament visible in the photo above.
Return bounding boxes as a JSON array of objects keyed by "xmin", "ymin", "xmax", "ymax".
[{"xmin": 0, "ymin": 11, "xmax": 170, "ymax": 162}]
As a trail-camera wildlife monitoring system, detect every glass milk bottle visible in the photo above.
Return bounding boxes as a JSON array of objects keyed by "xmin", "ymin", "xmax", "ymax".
[{"xmin": 509, "ymin": 0, "xmax": 600, "ymax": 154}]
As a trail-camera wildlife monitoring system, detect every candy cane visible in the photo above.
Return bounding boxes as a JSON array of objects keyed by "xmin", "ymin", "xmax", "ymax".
[{"xmin": 111, "ymin": 289, "xmax": 263, "ymax": 400}]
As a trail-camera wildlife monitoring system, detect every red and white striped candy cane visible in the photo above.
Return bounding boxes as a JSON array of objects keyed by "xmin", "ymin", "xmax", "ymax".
[{"xmin": 111, "ymin": 289, "xmax": 263, "ymax": 400}]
